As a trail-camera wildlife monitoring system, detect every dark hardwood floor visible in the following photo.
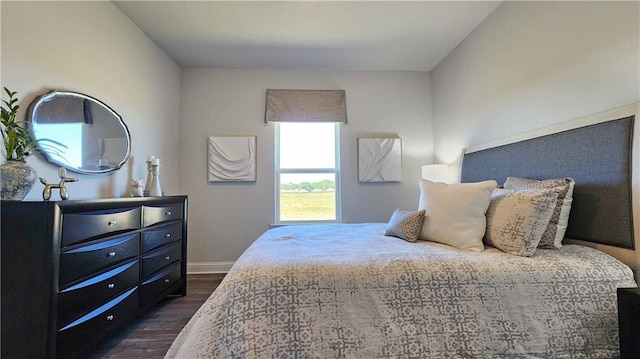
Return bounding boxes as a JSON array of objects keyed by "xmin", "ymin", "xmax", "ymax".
[{"xmin": 88, "ymin": 273, "xmax": 225, "ymax": 358}]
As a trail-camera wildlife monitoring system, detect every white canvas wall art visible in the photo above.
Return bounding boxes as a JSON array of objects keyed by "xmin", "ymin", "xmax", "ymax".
[
  {"xmin": 208, "ymin": 136, "xmax": 257, "ymax": 182},
  {"xmin": 358, "ymin": 137, "xmax": 402, "ymax": 182}
]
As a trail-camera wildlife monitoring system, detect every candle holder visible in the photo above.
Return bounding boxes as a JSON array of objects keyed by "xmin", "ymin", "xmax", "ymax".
[
  {"xmin": 144, "ymin": 155, "xmax": 155, "ymax": 196},
  {"xmin": 144, "ymin": 156, "xmax": 163, "ymax": 197}
]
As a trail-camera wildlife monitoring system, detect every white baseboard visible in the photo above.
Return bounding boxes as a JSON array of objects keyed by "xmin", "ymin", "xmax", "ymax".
[{"xmin": 187, "ymin": 261, "xmax": 234, "ymax": 274}]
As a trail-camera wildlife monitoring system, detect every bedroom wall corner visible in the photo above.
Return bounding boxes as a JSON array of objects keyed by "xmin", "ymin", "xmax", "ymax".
[
  {"xmin": 1, "ymin": 1, "xmax": 181, "ymax": 200},
  {"xmin": 431, "ymin": 1, "xmax": 640, "ymax": 269}
]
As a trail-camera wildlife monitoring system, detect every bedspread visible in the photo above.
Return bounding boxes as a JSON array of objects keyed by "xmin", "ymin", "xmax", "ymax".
[{"xmin": 166, "ymin": 223, "xmax": 636, "ymax": 358}]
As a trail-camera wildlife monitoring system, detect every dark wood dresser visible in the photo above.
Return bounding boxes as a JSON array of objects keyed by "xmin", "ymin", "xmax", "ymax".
[{"xmin": 1, "ymin": 196, "xmax": 188, "ymax": 358}]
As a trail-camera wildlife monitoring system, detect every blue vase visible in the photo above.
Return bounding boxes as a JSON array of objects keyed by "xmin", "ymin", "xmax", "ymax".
[{"xmin": 0, "ymin": 161, "xmax": 38, "ymax": 200}]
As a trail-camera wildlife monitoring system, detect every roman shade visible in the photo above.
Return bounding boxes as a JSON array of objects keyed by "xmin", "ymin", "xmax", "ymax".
[
  {"xmin": 264, "ymin": 89, "xmax": 347, "ymax": 123},
  {"xmin": 36, "ymin": 97, "xmax": 93, "ymax": 124}
]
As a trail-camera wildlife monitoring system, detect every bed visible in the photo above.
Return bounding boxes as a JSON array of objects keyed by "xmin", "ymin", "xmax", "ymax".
[{"xmin": 167, "ymin": 113, "xmax": 638, "ymax": 358}]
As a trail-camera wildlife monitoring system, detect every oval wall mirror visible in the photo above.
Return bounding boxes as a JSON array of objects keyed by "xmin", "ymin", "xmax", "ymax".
[{"xmin": 28, "ymin": 90, "xmax": 131, "ymax": 174}]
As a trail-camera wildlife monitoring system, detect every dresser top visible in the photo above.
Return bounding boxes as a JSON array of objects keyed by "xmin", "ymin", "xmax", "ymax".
[
  {"xmin": 3, "ymin": 195, "xmax": 187, "ymax": 204},
  {"xmin": 2, "ymin": 195, "xmax": 187, "ymax": 212}
]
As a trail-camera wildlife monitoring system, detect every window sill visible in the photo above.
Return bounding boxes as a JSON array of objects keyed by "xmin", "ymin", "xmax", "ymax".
[{"xmin": 270, "ymin": 221, "xmax": 342, "ymax": 229}]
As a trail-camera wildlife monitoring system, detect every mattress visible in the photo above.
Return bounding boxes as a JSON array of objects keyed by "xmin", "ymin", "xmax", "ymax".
[{"xmin": 166, "ymin": 223, "xmax": 636, "ymax": 358}]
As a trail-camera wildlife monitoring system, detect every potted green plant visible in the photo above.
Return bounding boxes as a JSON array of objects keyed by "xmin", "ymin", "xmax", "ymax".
[{"xmin": 1, "ymin": 87, "xmax": 38, "ymax": 200}]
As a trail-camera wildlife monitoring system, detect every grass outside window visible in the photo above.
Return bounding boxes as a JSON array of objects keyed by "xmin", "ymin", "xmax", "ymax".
[{"xmin": 280, "ymin": 192, "xmax": 335, "ymax": 221}]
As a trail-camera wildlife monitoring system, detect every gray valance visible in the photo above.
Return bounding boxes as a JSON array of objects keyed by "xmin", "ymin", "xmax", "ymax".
[
  {"xmin": 264, "ymin": 89, "xmax": 347, "ymax": 123},
  {"xmin": 36, "ymin": 97, "xmax": 93, "ymax": 124}
]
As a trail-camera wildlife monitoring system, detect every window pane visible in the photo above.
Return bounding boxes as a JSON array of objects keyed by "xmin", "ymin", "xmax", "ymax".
[
  {"xmin": 35, "ymin": 123, "xmax": 83, "ymax": 168},
  {"xmin": 280, "ymin": 173, "xmax": 336, "ymax": 221},
  {"xmin": 280, "ymin": 123, "xmax": 335, "ymax": 169}
]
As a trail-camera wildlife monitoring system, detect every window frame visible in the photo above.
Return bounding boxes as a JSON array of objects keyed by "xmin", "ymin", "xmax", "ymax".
[{"xmin": 274, "ymin": 122, "xmax": 342, "ymax": 224}]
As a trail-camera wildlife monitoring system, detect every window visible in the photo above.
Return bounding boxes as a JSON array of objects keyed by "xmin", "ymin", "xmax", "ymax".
[{"xmin": 275, "ymin": 122, "xmax": 341, "ymax": 223}]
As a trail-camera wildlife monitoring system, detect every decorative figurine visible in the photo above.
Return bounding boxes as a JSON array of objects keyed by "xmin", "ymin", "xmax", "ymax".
[
  {"xmin": 40, "ymin": 167, "xmax": 78, "ymax": 201},
  {"xmin": 130, "ymin": 179, "xmax": 144, "ymax": 197}
]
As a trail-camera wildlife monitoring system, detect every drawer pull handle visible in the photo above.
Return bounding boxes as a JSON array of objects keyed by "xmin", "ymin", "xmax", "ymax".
[
  {"xmin": 108, "ymin": 220, "xmax": 117, "ymax": 226},
  {"xmin": 164, "ymin": 278, "xmax": 170, "ymax": 283},
  {"xmin": 165, "ymin": 233, "xmax": 171, "ymax": 238},
  {"xmin": 106, "ymin": 315, "xmax": 114, "ymax": 321},
  {"xmin": 166, "ymin": 211, "xmax": 172, "ymax": 216},
  {"xmin": 164, "ymin": 256, "xmax": 171, "ymax": 260},
  {"xmin": 108, "ymin": 252, "xmax": 116, "ymax": 257},
  {"xmin": 107, "ymin": 283, "xmax": 115, "ymax": 289}
]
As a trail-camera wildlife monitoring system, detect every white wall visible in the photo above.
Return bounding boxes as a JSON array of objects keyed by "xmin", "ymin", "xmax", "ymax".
[
  {"xmin": 180, "ymin": 69, "xmax": 432, "ymax": 270},
  {"xmin": 431, "ymin": 1, "xmax": 640, "ymax": 265},
  {"xmin": 432, "ymin": 1, "xmax": 639, "ymax": 166},
  {"xmin": 1, "ymin": 1, "xmax": 181, "ymax": 200}
]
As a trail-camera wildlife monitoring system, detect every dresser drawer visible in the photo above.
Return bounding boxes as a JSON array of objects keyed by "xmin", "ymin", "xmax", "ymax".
[
  {"xmin": 62, "ymin": 207, "xmax": 141, "ymax": 247},
  {"xmin": 57, "ymin": 287, "xmax": 139, "ymax": 358},
  {"xmin": 141, "ymin": 242, "xmax": 182, "ymax": 279},
  {"xmin": 141, "ymin": 262, "xmax": 182, "ymax": 304},
  {"xmin": 60, "ymin": 234, "xmax": 140, "ymax": 287},
  {"xmin": 142, "ymin": 222, "xmax": 183, "ymax": 252},
  {"xmin": 143, "ymin": 203, "xmax": 183, "ymax": 227},
  {"xmin": 58, "ymin": 260, "xmax": 139, "ymax": 328}
]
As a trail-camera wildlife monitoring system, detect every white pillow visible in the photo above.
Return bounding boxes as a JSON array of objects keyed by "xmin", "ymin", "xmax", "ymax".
[
  {"xmin": 555, "ymin": 180, "xmax": 575, "ymax": 247},
  {"xmin": 484, "ymin": 188, "xmax": 558, "ymax": 256},
  {"xmin": 418, "ymin": 179, "xmax": 497, "ymax": 251}
]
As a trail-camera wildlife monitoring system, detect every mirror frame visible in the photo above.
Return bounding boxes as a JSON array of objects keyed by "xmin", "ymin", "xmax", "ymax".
[{"xmin": 28, "ymin": 90, "xmax": 131, "ymax": 174}]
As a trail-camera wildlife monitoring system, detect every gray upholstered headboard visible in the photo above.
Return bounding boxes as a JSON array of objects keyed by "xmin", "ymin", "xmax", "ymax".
[{"xmin": 461, "ymin": 116, "xmax": 635, "ymax": 249}]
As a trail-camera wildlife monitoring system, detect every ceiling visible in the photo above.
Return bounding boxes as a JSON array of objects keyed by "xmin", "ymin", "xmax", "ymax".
[{"xmin": 113, "ymin": 1, "xmax": 501, "ymax": 71}]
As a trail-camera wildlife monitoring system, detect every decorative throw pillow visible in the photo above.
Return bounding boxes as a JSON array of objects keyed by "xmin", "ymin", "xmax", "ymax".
[
  {"xmin": 418, "ymin": 179, "xmax": 497, "ymax": 251},
  {"xmin": 385, "ymin": 208, "xmax": 426, "ymax": 242},
  {"xmin": 484, "ymin": 188, "xmax": 558, "ymax": 257},
  {"xmin": 503, "ymin": 176, "xmax": 575, "ymax": 249}
]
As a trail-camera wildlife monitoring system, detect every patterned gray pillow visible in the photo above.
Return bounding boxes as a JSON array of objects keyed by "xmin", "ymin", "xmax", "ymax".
[
  {"xmin": 503, "ymin": 177, "xmax": 574, "ymax": 249},
  {"xmin": 385, "ymin": 209, "xmax": 426, "ymax": 243},
  {"xmin": 484, "ymin": 188, "xmax": 558, "ymax": 256}
]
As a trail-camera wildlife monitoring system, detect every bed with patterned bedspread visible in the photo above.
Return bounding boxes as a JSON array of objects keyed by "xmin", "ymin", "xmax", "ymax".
[{"xmin": 166, "ymin": 223, "xmax": 636, "ymax": 358}]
